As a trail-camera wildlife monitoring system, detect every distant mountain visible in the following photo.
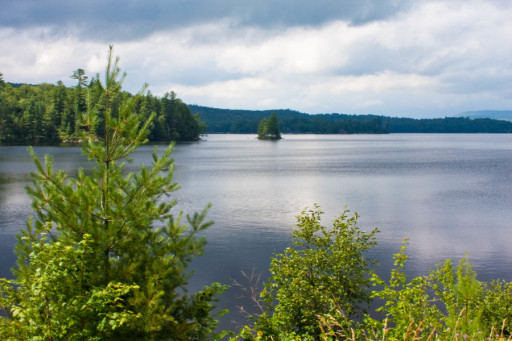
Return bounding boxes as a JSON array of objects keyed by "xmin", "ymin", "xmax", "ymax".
[{"xmin": 457, "ymin": 110, "xmax": 512, "ymax": 121}]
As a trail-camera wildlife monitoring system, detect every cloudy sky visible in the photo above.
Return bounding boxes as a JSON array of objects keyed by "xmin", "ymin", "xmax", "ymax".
[{"xmin": 1, "ymin": 0, "xmax": 511, "ymax": 117}]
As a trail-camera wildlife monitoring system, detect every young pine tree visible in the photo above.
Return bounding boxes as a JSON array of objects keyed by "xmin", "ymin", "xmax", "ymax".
[{"xmin": 0, "ymin": 46, "xmax": 225, "ymax": 340}]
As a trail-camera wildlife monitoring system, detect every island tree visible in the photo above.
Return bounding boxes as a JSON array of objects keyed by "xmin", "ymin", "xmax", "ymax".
[{"xmin": 257, "ymin": 113, "xmax": 281, "ymax": 140}]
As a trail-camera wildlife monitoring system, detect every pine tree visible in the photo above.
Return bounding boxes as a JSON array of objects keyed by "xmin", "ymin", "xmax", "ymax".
[
  {"xmin": 257, "ymin": 113, "xmax": 281, "ymax": 140},
  {"xmin": 0, "ymin": 46, "xmax": 225, "ymax": 340},
  {"xmin": 69, "ymin": 68, "xmax": 89, "ymax": 138}
]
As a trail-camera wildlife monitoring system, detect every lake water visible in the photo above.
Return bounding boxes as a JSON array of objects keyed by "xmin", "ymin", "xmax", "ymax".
[{"xmin": 1, "ymin": 133, "xmax": 512, "ymax": 329}]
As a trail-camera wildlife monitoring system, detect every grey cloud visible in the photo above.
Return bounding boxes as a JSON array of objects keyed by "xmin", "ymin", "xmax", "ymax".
[
  {"xmin": 1, "ymin": 0, "xmax": 414, "ymax": 41},
  {"xmin": 2, "ymin": 0, "xmax": 511, "ymax": 117}
]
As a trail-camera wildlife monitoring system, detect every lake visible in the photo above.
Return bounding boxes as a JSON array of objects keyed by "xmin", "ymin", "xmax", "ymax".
[{"xmin": 1, "ymin": 133, "xmax": 512, "ymax": 329}]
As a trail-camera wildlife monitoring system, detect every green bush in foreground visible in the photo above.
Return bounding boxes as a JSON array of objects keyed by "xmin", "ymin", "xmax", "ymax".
[
  {"xmin": 257, "ymin": 206, "xmax": 378, "ymax": 338},
  {"xmin": 233, "ymin": 208, "xmax": 512, "ymax": 341}
]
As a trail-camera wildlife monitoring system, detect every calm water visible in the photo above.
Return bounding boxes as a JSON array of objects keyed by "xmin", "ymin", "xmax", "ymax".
[{"xmin": 1, "ymin": 134, "xmax": 512, "ymax": 328}]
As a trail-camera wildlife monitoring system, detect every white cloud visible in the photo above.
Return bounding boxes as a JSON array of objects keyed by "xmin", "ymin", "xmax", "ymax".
[
  {"xmin": 1, "ymin": 0, "xmax": 511, "ymax": 117},
  {"xmin": 215, "ymin": 23, "xmax": 353, "ymax": 75},
  {"xmin": 0, "ymin": 27, "xmax": 104, "ymax": 85},
  {"xmin": 317, "ymin": 72, "xmax": 438, "ymax": 94}
]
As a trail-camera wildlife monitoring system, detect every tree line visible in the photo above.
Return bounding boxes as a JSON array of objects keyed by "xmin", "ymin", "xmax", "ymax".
[
  {"xmin": 0, "ymin": 71, "xmax": 205, "ymax": 145},
  {"xmin": 189, "ymin": 106, "xmax": 389, "ymax": 134},
  {"xmin": 189, "ymin": 105, "xmax": 512, "ymax": 134},
  {"xmin": 384, "ymin": 116, "xmax": 512, "ymax": 133}
]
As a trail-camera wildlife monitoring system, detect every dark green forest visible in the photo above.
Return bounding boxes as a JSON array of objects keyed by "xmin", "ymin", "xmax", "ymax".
[
  {"xmin": 0, "ymin": 72, "xmax": 205, "ymax": 144},
  {"xmin": 384, "ymin": 116, "xmax": 512, "ymax": 133},
  {"xmin": 189, "ymin": 105, "xmax": 512, "ymax": 134},
  {"xmin": 2, "ymin": 68, "xmax": 511, "ymax": 146},
  {"xmin": 189, "ymin": 105, "xmax": 388, "ymax": 134}
]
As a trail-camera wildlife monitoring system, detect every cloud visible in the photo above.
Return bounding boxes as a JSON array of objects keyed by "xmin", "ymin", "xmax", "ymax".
[
  {"xmin": 0, "ymin": 0, "xmax": 414, "ymax": 41},
  {"xmin": 1, "ymin": 0, "xmax": 511, "ymax": 117},
  {"xmin": 0, "ymin": 27, "xmax": 104, "ymax": 84}
]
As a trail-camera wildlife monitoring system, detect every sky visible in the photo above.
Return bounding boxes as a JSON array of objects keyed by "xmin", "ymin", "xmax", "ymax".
[{"xmin": 1, "ymin": 0, "xmax": 511, "ymax": 118}]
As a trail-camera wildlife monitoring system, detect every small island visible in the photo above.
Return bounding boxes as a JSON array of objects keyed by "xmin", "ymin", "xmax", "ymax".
[{"xmin": 257, "ymin": 113, "xmax": 282, "ymax": 140}]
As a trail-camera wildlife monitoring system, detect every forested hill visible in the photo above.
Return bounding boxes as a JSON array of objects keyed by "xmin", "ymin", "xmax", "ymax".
[
  {"xmin": 189, "ymin": 105, "xmax": 512, "ymax": 134},
  {"xmin": 457, "ymin": 110, "xmax": 512, "ymax": 121},
  {"xmin": 2, "ymin": 72, "xmax": 511, "ymax": 144},
  {"xmin": 384, "ymin": 116, "xmax": 512, "ymax": 133},
  {"xmin": 0, "ymin": 77, "xmax": 206, "ymax": 144},
  {"xmin": 188, "ymin": 105, "xmax": 388, "ymax": 134}
]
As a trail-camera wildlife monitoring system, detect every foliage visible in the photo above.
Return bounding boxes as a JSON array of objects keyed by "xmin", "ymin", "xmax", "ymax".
[
  {"xmin": 0, "ymin": 230, "xmax": 139, "ymax": 341},
  {"xmin": 192, "ymin": 105, "xmax": 389, "ymax": 134},
  {"xmin": 384, "ymin": 116, "xmax": 512, "ymax": 133},
  {"xmin": 0, "ymin": 46, "xmax": 225, "ymax": 340},
  {"xmin": 480, "ymin": 280, "xmax": 512, "ymax": 336},
  {"xmin": 0, "ymin": 70, "xmax": 205, "ymax": 145},
  {"xmin": 429, "ymin": 253, "xmax": 484, "ymax": 337},
  {"xmin": 239, "ymin": 205, "xmax": 378, "ymax": 340},
  {"xmin": 190, "ymin": 105, "xmax": 512, "ymax": 134},
  {"xmin": 347, "ymin": 245, "xmax": 510, "ymax": 341},
  {"xmin": 231, "ymin": 209, "xmax": 512, "ymax": 341},
  {"xmin": 258, "ymin": 113, "xmax": 282, "ymax": 140},
  {"xmin": 364, "ymin": 240, "xmax": 445, "ymax": 339}
]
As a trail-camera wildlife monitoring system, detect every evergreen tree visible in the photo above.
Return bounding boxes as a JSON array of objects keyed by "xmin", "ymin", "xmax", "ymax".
[
  {"xmin": 52, "ymin": 80, "xmax": 70, "ymax": 139},
  {"xmin": 158, "ymin": 91, "xmax": 201, "ymax": 141},
  {"xmin": 0, "ymin": 74, "xmax": 12, "ymax": 141},
  {"xmin": 257, "ymin": 113, "xmax": 281, "ymax": 140},
  {"xmin": 69, "ymin": 68, "xmax": 89, "ymax": 138},
  {"xmin": 0, "ymin": 46, "xmax": 225, "ymax": 340}
]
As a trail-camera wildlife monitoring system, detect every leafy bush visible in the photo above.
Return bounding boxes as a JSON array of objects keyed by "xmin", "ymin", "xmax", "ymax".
[
  {"xmin": 235, "ymin": 205, "xmax": 378, "ymax": 340},
  {"xmin": 233, "ymin": 209, "xmax": 512, "ymax": 341}
]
